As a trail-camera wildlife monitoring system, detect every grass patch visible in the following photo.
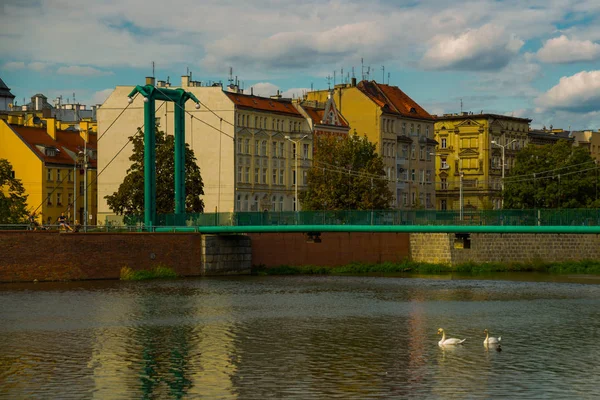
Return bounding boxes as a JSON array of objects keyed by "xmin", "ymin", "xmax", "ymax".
[
  {"xmin": 120, "ymin": 265, "xmax": 179, "ymax": 281},
  {"xmin": 252, "ymin": 260, "xmax": 600, "ymax": 276}
]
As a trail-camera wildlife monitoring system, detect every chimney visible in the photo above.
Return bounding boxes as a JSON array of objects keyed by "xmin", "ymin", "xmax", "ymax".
[
  {"xmin": 181, "ymin": 75, "xmax": 189, "ymax": 87},
  {"xmin": 351, "ymin": 77, "xmax": 357, "ymax": 87},
  {"xmin": 44, "ymin": 118, "xmax": 56, "ymax": 139},
  {"xmin": 79, "ymin": 121, "xmax": 90, "ymax": 142},
  {"xmin": 157, "ymin": 80, "xmax": 166, "ymax": 88},
  {"xmin": 145, "ymin": 76, "xmax": 155, "ymax": 86}
]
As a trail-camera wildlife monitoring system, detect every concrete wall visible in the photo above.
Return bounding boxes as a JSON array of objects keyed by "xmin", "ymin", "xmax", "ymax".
[
  {"xmin": 202, "ymin": 234, "xmax": 252, "ymax": 274},
  {"xmin": 411, "ymin": 233, "xmax": 600, "ymax": 264},
  {"xmin": 249, "ymin": 232, "xmax": 411, "ymax": 267}
]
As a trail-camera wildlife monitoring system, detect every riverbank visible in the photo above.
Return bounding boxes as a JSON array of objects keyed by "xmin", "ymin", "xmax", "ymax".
[{"xmin": 252, "ymin": 260, "xmax": 600, "ymax": 276}]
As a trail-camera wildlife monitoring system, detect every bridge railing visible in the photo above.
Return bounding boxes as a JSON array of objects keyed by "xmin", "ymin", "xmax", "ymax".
[{"xmin": 102, "ymin": 208, "xmax": 600, "ymax": 228}]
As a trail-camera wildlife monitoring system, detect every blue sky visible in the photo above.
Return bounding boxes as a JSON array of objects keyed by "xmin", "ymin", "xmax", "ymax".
[{"xmin": 1, "ymin": 0, "xmax": 599, "ymax": 130}]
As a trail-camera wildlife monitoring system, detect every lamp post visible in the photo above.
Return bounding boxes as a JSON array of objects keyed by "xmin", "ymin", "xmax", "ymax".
[
  {"xmin": 285, "ymin": 134, "xmax": 308, "ymax": 212},
  {"xmin": 492, "ymin": 139, "xmax": 517, "ymax": 209}
]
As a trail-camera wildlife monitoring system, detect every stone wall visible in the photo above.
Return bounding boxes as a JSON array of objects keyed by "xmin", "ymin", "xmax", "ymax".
[
  {"xmin": 249, "ymin": 232, "xmax": 411, "ymax": 267},
  {"xmin": 411, "ymin": 232, "xmax": 600, "ymax": 264},
  {"xmin": 201, "ymin": 234, "xmax": 252, "ymax": 274},
  {"xmin": 410, "ymin": 233, "xmax": 453, "ymax": 264},
  {"xmin": 450, "ymin": 233, "xmax": 600, "ymax": 264}
]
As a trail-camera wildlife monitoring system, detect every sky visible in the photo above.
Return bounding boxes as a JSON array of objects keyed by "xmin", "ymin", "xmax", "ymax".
[{"xmin": 1, "ymin": 0, "xmax": 600, "ymax": 130}]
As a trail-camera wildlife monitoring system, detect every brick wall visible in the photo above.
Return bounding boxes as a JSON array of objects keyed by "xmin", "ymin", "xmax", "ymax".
[
  {"xmin": 0, "ymin": 231, "xmax": 204, "ymax": 283},
  {"xmin": 249, "ymin": 232, "xmax": 411, "ymax": 267}
]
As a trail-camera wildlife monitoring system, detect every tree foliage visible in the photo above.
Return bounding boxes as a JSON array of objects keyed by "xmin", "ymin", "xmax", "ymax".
[
  {"xmin": 301, "ymin": 134, "xmax": 393, "ymax": 210},
  {"xmin": 0, "ymin": 159, "xmax": 29, "ymax": 223},
  {"xmin": 504, "ymin": 139, "xmax": 600, "ymax": 208},
  {"xmin": 106, "ymin": 128, "xmax": 204, "ymax": 216}
]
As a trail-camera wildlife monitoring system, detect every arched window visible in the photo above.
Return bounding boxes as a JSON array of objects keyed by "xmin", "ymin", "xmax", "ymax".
[{"xmin": 279, "ymin": 196, "xmax": 284, "ymax": 211}]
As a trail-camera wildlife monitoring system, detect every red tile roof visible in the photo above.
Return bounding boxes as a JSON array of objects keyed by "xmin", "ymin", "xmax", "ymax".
[
  {"xmin": 301, "ymin": 105, "xmax": 349, "ymax": 128},
  {"xmin": 224, "ymin": 92, "xmax": 303, "ymax": 117},
  {"xmin": 9, "ymin": 124, "xmax": 97, "ymax": 167},
  {"xmin": 357, "ymin": 81, "xmax": 434, "ymax": 121}
]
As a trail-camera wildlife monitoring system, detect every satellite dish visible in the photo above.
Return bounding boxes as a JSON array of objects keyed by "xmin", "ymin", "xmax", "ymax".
[{"xmin": 33, "ymin": 116, "xmax": 41, "ymax": 124}]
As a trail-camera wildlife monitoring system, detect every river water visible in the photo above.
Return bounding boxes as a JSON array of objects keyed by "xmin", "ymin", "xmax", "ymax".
[{"xmin": 1, "ymin": 274, "xmax": 599, "ymax": 399}]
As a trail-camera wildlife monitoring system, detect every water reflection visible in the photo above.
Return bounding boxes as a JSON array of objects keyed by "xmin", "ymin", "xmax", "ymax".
[{"xmin": 1, "ymin": 275, "xmax": 600, "ymax": 399}]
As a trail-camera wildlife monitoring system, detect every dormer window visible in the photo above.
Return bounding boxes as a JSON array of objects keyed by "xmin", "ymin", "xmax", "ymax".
[
  {"xmin": 45, "ymin": 147, "xmax": 57, "ymax": 157},
  {"xmin": 410, "ymin": 107, "xmax": 416, "ymax": 113}
]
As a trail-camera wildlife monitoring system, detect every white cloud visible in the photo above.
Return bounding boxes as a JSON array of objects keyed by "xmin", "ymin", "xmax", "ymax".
[
  {"xmin": 247, "ymin": 82, "xmax": 279, "ymax": 97},
  {"xmin": 535, "ymin": 70, "xmax": 600, "ymax": 113},
  {"xmin": 282, "ymin": 87, "xmax": 311, "ymax": 99},
  {"xmin": 28, "ymin": 62, "xmax": 49, "ymax": 71},
  {"xmin": 2, "ymin": 61, "xmax": 25, "ymax": 70},
  {"xmin": 536, "ymin": 35, "xmax": 600, "ymax": 63},
  {"xmin": 91, "ymin": 88, "xmax": 114, "ymax": 105},
  {"xmin": 421, "ymin": 24, "xmax": 524, "ymax": 71},
  {"xmin": 57, "ymin": 65, "xmax": 113, "ymax": 76}
]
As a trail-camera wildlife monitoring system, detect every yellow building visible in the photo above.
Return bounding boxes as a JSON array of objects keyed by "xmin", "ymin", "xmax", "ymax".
[
  {"xmin": 0, "ymin": 118, "xmax": 98, "ymax": 226},
  {"xmin": 571, "ymin": 129, "xmax": 600, "ymax": 163},
  {"xmin": 97, "ymin": 76, "xmax": 311, "ymax": 221},
  {"xmin": 306, "ymin": 80, "xmax": 436, "ymax": 209},
  {"xmin": 433, "ymin": 112, "xmax": 531, "ymax": 211}
]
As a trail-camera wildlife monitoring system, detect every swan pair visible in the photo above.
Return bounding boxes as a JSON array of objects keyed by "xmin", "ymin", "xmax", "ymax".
[{"xmin": 437, "ymin": 328, "xmax": 501, "ymax": 346}]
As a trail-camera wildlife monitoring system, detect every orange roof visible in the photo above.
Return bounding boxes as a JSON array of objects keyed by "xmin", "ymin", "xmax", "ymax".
[
  {"xmin": 224, "ymin": 92, "xmax": 303, "ymax": 117},
  {"xmin": 357, "ymin": 81, "xmax": 434, "ymax": 121},
  {"xmin": 301, "ymin": 105, "xmax": 349, "ymax": 128},
  {"xmin": 10, "ymin": 124, "xmax": 97, "ymax": 167}
]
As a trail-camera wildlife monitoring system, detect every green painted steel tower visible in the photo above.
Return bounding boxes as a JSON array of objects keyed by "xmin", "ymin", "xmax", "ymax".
[{"xmin": 127, "ymin": 81, "xmax": 201, "ymax": 228}]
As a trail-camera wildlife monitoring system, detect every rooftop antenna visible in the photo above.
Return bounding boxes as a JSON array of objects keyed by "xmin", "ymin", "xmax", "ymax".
[
  {"xmin": 366, "ymin": 66, "xmax": 370, "ymax": 80},
  {"xmin": 361, "ymin": 58, "xmax": 364, "ymax": 80},
  {"xmin": 460, "ymin": 98, "xmax": 463, "ymax": 113},
  {"xmin": 341, "ymin": 68, "xmax": 344, "ymax": 83},
  {"xmin": 326, "ymin": 74, "xmax": 332, "ymax": 89},
  {"xmin": 381, "ymin": 66, "xmax": 385, "ymax": 84},
  {"xmin": 73, "ymin": 92, "xmax": 76, "ymax": 104},
  {"xmin": 228, "ymin": 67, "xmax": 234, "ymax": 85},
  {"xmin": 186, "ymin": 66, "xmax": 189, "ymax": 76},
  {"xmin": 333, "ymin": 70, "xmax": 336, "ymax": 86},
  {"xmin": 311, "ymin": 82, "xmax": 314, "ymax": 91},
  {"xmin": 352, "ymin": 67, "xmax": 355, "ymax": 79},
  {"xmin": 152, "ymin": 61, "xmax": 155, "ymax": 78},
  {"xmin": 387, "ymin": 72, "xmax": 390, "ymax": 85}
]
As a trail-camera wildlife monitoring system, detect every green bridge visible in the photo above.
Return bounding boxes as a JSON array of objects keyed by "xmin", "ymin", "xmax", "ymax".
[{"xmin": 127, "ymin": 209, "xmax": 600, "ymax": 234}]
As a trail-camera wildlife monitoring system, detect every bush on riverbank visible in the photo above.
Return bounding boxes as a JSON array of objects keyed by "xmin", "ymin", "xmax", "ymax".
[
  {"xmin": 251, "ymin": 260, "xmax": 600, "ymax": 276},
  {"xmin": 120, "ymin": 265, "xmax": 178, "ymax": 280}
]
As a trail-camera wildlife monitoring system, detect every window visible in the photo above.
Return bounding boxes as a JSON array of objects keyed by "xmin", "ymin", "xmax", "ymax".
[
  {"xmin": 303, "ymin": 143, "xmax": 309, "ymax": 159},
  {"xmin": 255, "ymin": 140, "xmax": 259, "ymax": 155},
  {"xmin": 289, "ymin": 121, "xmax": 293, "ymax": 132},
  {"xmin": 47, "ymin": 193, "xmax": 52, "ymax": 206},
  {"xmin": 279, "ymin": 142, "xmax": 284, "ymax": 158},
  {"xmin": 237, "ymin": 138, "xmax": 243, "ymax": 153},
  {"xmin": 271, "ymin": 196, "xmax": 276, "ymax": 211},
  {"xmin": 254, "ymin": 168, "xmax": 259, "ymax": 183},
  {"xmin": 410, "ymin": 144, "xmax": 416, "ymax": 159},
  {"xmin": 243, "ymin": 195, "xmax": 249, "ymax": 211},
  {"xmin": 272, "ymin": 141, "xmax": 277, "ymax": 157},
  {"xmin": 417, "ymin": 124, "xmax": 421, "ymax": 136},
  {"xmin": 420, "ymin": 169, "xmax": 425, "ymax": 184},
  {"xmin": 292, "ymin": 143, "xmax": 297, "ymax": 158},
  {"xmin": 279, "ymin": 169, "xmax": 284, "ymax": 185},
  {"xmin": 279, "ymin": 196, "xmax": 284, "ymax": 211},
  {"xmin": 426, "ymin": 148, "xmax": 432, "ymax": 161},
  {"xmin": 426, "ymin": 126, "xmax": 430, "ymax": 137},
  {"xmin": 401, "ymin": 144, "xmax": 408, "ymax": 159},
  {"xmin": 303, "ymin": 170, "xmax": 307, "ymax": 185},
  {"xmin": 244, "ymin": 139, "xmax": 250, "ymax": 154},
  {"xmin": 419, "ymin": 146, "xmax": 425, "ymax": 160},
  {"xmin": 426, "ymin": 170, "xmax": 431, "ymax": 183},
  {"xmin": 402, "ymin": 122, "xmax": 406, "ymax": 135},
  {"xmin": 68, "ymin": 193, "xmax": 73, "ymax": 206},
  {"xmin": 57, "ymin": 169, "xmax": 61, "ymax": 181},
  {"xmin": 402, "ymin": 192, "xmax": 408, "ymax": 206},
  {"xmin": 56, "ymin": 193, "xmax": 62, "ymax": 206},
  {"xmin": 47, "ymin": 168, "xmax": 53, "ymax": 181},
  {"xmin": 253, "ymin": 196, "xmax": 259, "ymax": 211},
  {"xmin": 261, "ymin": 140, "xmax": 267, "ymax": 156},
  {"xmin": 411, "ymin": 169, "xmax": 416, "ymax": 182},
  {"xmin": 410, "ymin": 124, "xmax": 414, "ymax": 135},
  {"xmin": 412, "ymin": 191, "xmax": 416, "ymax": 205},
  {"xmin": 237, "ymin": 166, "xmax": 243, "ymax": 182},
  {"xmin": 68, "ymin": 169, "xmax": 73, "ymax": 182},
  {"xmin": 272, "ymin": 168, "xmax": 277, "ymax": 184},
  {"xmin": 441, "ymin": 157, "xmax": 448, "ymax": 169},
  {"xmin": 441, "ymin": 178, "xmax": 448, "ymax": 189},
  {"xmin": 262, "ymin": 168, "xmax": 267, "ymax": 184},
  {"xmin": 244, "ymin": 167, "xmax": 250, "ymax": 183},
  {"xmin": 293, "ymin": 169, "xmax": 296, "ymax": 185},
  {"xmin": 237, "ymin": 195, "xmax": 241, "ymax": 210},
  {"xmin": 441, "ymin": 138, "xmax": 447, "ymax": 149}
]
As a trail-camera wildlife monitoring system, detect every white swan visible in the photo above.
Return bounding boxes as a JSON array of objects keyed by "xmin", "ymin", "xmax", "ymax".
[
  {"xmin": 483, "ymin": 329, "xmax": 501, "ymax": 345},
  {"xmin": 437, "ymin": 328, "xmax": 466, "ymax": 346}
]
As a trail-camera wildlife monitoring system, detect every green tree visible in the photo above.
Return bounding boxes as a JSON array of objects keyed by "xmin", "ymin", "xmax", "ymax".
[
  {"xmin": 0, "ymin": 159, "xmax": 29, "ymax": 223},
  {"xmin": 504, "ymin": 139, "xmax": 600, "ymax": 208},
  {"xmin": 301, "ymin": 134, "xmax": 393, "ymax": 210},
  {"xmin": 105, "ymin": 128, "xmax": 204, "ymax": 217}
]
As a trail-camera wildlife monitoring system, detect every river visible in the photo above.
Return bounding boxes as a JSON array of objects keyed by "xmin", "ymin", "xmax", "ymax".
[{"xmin": 1, "ymin": 274, "xmax": 599, "ymax": 399}]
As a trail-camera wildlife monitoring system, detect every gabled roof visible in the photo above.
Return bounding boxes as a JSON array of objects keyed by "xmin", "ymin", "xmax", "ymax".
[
  {"xmin": 356, "ymin": 81, "xmax": 434, "ymax": 121},
  {"xmin": 0, "ymin": 77, "xmax": 15, "ymax": 98},
  {"xmin": 300, "ymin": 104, "xmax": 349, "ymax": 128},
  {"xmin": 9, "ymin": 124, "xmax": 97, "ymax": 167},
  {"xmin": 224, "ymin": 92, "xmax": 303, "ymax": 117}
]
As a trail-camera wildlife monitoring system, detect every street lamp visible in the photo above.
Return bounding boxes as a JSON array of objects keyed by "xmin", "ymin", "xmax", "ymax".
[
  {"xmin": 285, "ymin": 134, "xmax": 308, "ymax": 211},
  {"xmin": 491, "ymin": 139, "xmax": 517, "ymax": 208}
]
